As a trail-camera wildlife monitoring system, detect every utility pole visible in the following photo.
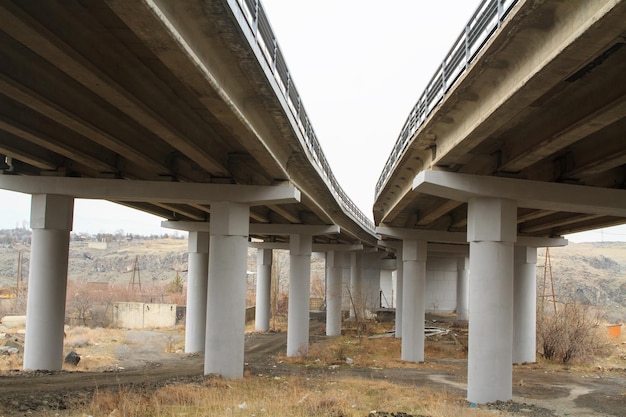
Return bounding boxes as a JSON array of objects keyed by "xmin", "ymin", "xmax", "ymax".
[
  {"xmin": 128, "ymin": 255, "xmax": 142, "ymax": 291},
  {"xmin": 15, "ymin": 251, "xmax": 22, "ymax": 311},
  {"xmin": 540, "ymin": 247, "xmax": 557, "ymax": 314}
]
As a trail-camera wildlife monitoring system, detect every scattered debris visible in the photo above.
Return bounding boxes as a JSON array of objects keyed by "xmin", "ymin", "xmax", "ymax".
[
  {"xmin": 425, "ymin": 326, "xmax": 450, "ymax": 338},
  {"xmin": 64, "ymin": 351, "xmax": 81, "ymax": 366}
]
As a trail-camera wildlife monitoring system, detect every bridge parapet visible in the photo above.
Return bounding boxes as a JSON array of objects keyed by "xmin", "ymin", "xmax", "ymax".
[
  {"xmin": 375, "ymin": 0, "xmax": 518, "ymax": 198},
  {"xmin": 227, "ymin": 0, "xmax": 375, "ymax": 233}
]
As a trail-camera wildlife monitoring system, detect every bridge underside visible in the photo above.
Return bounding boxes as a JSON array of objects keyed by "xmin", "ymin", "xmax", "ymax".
[
  {"xmin": 0, "ymin": 0, "xmax": 376, "ymax": 246},
  {"xmin": 374, "ymin": 0, "xmax": 626, "ymax": 237}
]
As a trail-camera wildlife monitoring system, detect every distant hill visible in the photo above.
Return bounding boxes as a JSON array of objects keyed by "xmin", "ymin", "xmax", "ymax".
[
  {"xmin": 539, "ymin": 242, "xmax": 626, "ymax": 323},
  {"xmin": 0, "ymin": 229, "xmax": 624, "ymax": 323}
]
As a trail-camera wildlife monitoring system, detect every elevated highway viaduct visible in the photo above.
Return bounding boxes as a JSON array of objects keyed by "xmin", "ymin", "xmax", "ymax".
[
  {"xmin": 0, "ymin": 0, "xmax": 378, "ymax": 378},
  {"xmin": 1, "ymin": 0, "xmax": 626, "ymax": 405},
  {"xmin": 374, "ymin": 0, "xmax": 626, "ymax": 404}
]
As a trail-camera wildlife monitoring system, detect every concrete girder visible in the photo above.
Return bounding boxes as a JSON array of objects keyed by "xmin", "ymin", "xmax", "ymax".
[
  {"xmin": 416, "ymin": 199, "xmax": 463, "ymax": 226},
  {"xmin": 0, "ymin": 1, "xmax": 230, "ymax": 177},
  {"xmin": 0, "ymin": 136, "xmax": 59, "ymax": 171},
  {"xmin": 268, "ymin": 204, "xmax": 302, "ymax": 224},
  {"xmin": 500, "ymin": 87, "xmax": 626, "ymax": 174},
  {"xmin": 151, "ymin": 202, "xmax": 207, "ymax": 221},
  {"xmin": 413, "ymin": 171, "xmax": 626, "ymax": 218},
  {"xmin": 0, "ymin": 111, "xmax": 117, "ymax": 173},
  {"xmin": 377, "ymin": 226, "xmax": 466, "ymax": 244},
  {"xmin": 105, "ymin": 0, "xmax": 289, "ymax": 182},
  {"xmin": 520, "ymin": 213, "xmax": 604, "ymax": 234},
  {"xmin": 161, "ymin": 221, "xmax": 336, "ymax": 236},
  {"xmin": 248, "ymin": 242, "xmax": 363, "ymax": 252},
  {"xmin": 0, "ymin": 176, "xmax": 301, "ymax": 206}
]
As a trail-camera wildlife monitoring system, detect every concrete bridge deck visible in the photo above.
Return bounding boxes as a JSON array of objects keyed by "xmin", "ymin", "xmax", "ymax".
[{"xmin": 375, "ymin": 0, "xmax": 626, "ymax": 237}]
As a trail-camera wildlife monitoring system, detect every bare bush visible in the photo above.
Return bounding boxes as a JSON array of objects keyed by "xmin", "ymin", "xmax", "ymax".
[{"xmin": 537, "ymin": 297, "xmax": 611, "ymax": 364}]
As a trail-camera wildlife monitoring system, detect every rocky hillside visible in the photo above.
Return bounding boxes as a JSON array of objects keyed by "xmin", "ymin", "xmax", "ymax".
[
  {"xmin": 1, "ymin": 229, "xmax": 624, "ymax": 322},
  {"xmin": 539, "ymin": 242, "xmax": 626, "ymax": 323},
  {"xmin": 0, "ymin": 230, "xmax": 188, "ymax": 288}
]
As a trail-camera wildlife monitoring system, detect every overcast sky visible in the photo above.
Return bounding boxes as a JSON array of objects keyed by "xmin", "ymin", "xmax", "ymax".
[{"xmin": 1, "ymin": 1, "xmax": 624, "ymax": 242}]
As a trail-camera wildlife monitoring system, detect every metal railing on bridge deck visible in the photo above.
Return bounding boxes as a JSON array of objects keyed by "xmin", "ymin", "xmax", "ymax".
[
  {"xmin": 226, "ymin": 0, "xmax": 376, "ymax": 235},
  {"xmin": 375, "ymin": 0, "xmax": 518, "ymax": 199}
]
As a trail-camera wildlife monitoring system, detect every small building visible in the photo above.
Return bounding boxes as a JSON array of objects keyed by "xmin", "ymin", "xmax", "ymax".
[{"xmin": 112, "ymin": 302, "xmax": 177, "ymax": 329}]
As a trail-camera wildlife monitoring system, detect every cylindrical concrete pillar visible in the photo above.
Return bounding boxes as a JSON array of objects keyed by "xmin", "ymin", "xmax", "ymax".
[
  {"xmin": 204, "ymin": 202, "xmax": 249, "ymax": 378},
  {"xmin": 513, "ymin": 246, "xmax": 538, "ymax": 364},
  {"xmin": 255, "ymin": 248, "xmax": 273, "ymax": 332},
  {"xmin": 24, "ymin": 194, "xmax": 74, "ymax": 371},
  {"xmin": 467, "ymin": 197, "xmax": 516, "ymax": 404},
  {"xmin": 287, "ymin": 234, "xmax": 312, "ymax": 356},
  {"xmin": 401, "ymin": 239, "xmax": 427, "ymax": 363},
  {"xmin": 379, "ymin": 269, "xmax": 393, "ymax": 308},
  {"xmin": 185, "ymin": 231, "xmax": 209, "ymax": 353},
  {"xmin": 326, "ymin": 251, "xmax": 342, "ymax": 336},
  {"xmin": 456, "ymin": 257, "xmax": 470, "ymax": 321},
  {"xmin": 341, "ymin": 252, "xmax": 351, "ymax": 314},
  {"xmin": 363, "ymin": 253, "xmax": 381, "ymax": 312},
  {"xmin": 395, "ymin": 250, "xmax": 404, "ymax": 338},
  {"xmin": 349, "ymin": 251, "xmax": 363, "ymax": 319}
]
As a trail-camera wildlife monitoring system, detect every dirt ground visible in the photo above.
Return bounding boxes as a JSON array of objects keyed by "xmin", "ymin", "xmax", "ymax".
[{"xmin": 0, "ymin": 321, "xmax": 625, "ymax": 417}]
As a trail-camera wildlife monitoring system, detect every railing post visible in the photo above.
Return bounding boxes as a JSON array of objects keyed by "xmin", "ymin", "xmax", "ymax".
[
  {"xmin": 441, "ymin": 62, "xmax": 447, "ymax": 92},
  {"xmin": 271, "ymin": 39, "xmax": 278, "ymax": 73},
  {"xmin": 464, "ymin": 24, "xmax": 470, "ymax": 67},
  {"xmin": 253, "ymin": 0, "xmax": 259, "ymax": 37}
]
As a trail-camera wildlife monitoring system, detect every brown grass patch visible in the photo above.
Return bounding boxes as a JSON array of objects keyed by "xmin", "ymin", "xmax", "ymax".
[
  {"xmin": 280, "ymin": 321, "xmax": 467, "ymax": 369},
  {"xmin": 64, "ymin": 375, "xmax": 495, "ymax": 417},
  {"xmin": 62, "ymin": 326, "xmax": 127, "ymax": 371}
]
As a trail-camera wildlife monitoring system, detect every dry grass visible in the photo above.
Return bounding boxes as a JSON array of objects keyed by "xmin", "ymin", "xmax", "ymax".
[
  {"xmin": 55, "ymin": 375, "xmax": 493, "ymax": 417},
  {"xmin": 0, "ymin": 350, "xmax": 22, "ymax": 371},
  {"xmin": 279, "ymin": 320, "xmax": 467, "ymax": 369},
  {"xmin": 62, "ymin": 326, "xmax": 127, "ymax": 371}
]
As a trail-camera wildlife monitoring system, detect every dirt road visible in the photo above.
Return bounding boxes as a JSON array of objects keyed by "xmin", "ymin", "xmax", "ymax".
[{"xmin": 0, "ymin": 330, "xmax": 624, "ymax": 416}]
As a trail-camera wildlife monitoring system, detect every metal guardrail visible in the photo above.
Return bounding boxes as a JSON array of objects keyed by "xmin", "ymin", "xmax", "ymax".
[
  {"xmin": 226, "ymin": 0, "xmax": 376, "ymax": 234},
  {"xmin": 374, "ymin": 0, "xmax": 519, "ymax": 198}
]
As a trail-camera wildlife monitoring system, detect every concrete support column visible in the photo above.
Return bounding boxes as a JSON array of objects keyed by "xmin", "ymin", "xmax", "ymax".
[
  {"xmin": 341, "ymin": 252, "xmax": 351, "ymax": 313},
  {"xmin": 287, "ymin": 234, "xmax": 312, "ymax": 356},
  {"xmin": 363, "ymin": 253, "xmax": 382, "ymax": 311},
  {"xmin": 401, "ymin": 239, "xmax": 427, "ymax": 362},
  {"xmin": 513, "ymin": 246, "xmax": 538, "ymax": 364},
  {"xmin": 456, "ymin": 257, "xmax": 470, "ymax": 321},
  {"xmin": 349, "ymin": 251, "xmax": 363, "ymax": 319},
  {"xmin": 326, "ymin": 251, "xmax": 342, "ymax": 336},
  {"xmin": 255, "ymin": 248, "xmax": 273, "ymax": 332},
  {"xmin": 185, "ymin": 231, "xmax": 209, "ymax": 353},
  {"xmin": 24, "ymin": 194, "xmax": 74, "ymax": 371},
  {"xmin": 467, "ymin": 198, "xmax": 516, "ymax": 403},
  {"xmin": 395, "ymin": 250, "xmax": 404, "ymax": 338},
  {"xmin": 204, "ymin": 202, "xmax": 250, "ymax": 378},
  {"xmin": 380, "ymin": 269, "xmax": 393, "ymax": 308}
]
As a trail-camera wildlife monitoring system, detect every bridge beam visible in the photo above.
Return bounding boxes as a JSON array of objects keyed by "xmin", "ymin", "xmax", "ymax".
[
  {"xmin": 0, "ymin": 176, "xmax": 301, "ymax": 206},
  {"xmin": 413, "ymin": 170, "xmax": 626, "ymax": 217}
]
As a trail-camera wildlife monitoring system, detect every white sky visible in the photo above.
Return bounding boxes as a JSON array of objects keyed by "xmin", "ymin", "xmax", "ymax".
[{"xmin": 0, "ymin": 0, "xmax": 625, "ymax": 242}]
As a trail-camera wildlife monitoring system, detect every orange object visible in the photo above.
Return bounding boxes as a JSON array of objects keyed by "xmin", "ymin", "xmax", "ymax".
[{"xmin": 607, "ymin": 324, "xmax": 622, "ymax": 339}]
